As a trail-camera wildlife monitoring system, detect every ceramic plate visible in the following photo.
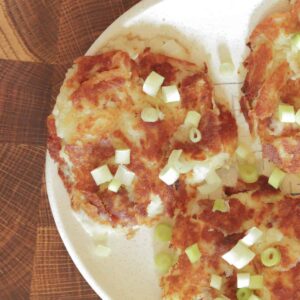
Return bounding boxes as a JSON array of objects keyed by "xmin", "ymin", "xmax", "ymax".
[{"xmin": 45, "ymin": 1, "xmax": 290, "ymax": 299}]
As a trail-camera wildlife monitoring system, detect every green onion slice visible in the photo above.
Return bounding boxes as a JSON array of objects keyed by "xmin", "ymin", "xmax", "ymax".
[
  {"xmin": 185, "ymin": 243, "xmax": 201, "ymax": 264},
  {"xmin": 291, "ymin": 32, "xmax": 300, "ymax": 50},
  {"xmin": 278, "ymin": 104, "xmax": 295, "ymax": 123},
  {"xmin": 220, "ymin": 62, "xmax": 235, "ymax": 76},
  {"xmin": 91, "ymin": 165, "xmax": 113, "ymax": 186},
  {"xmin": 115, "ymin": 149, "xmax": 130, "ymax": 165},
  {"xmin": 189, "ymin": 127, "xmax": 202, "ymax": 143},
  {"xmin": 155, "ymin": 223, "xmax": 172, "ymax": 242},
  {"xmin": 236, "ymin": 288, "xmax": 252, "ymax": 300},
  {"xmin": 159, "ymin": 165, "xmax": 179, "ymax": 185},
  {"xmin": 212, "ymin": 199, "xmax": 229, "ymax": 213},
  {"xmin": 222, "ymin": 241, "xmax": 255, "ymax": 269},
  {"xmin": 249, "ymin": 275, "xmax": 264, "ymax": 290},
  {"xmin": 238, "ymin": 162, "xmax": 259, "ymax": 184},
  {"xmin": 237, "ymin": 273, "xmax": 250, "ymax": 288},
  {"xmin": 154, "ymin": 252, "xmax": 173, "ymax": 274},
  {"xmin": 114, "ymin": 165, "xmax": 135, "ymax": 186},
  {"xmin": 143, "ymin": 71, "xmax": 164, "ymax": 97},
  {"xmin": 141, "ymin": 107, "xmax": 159, "ymax": 122},
  {"xmin": 241, "ymin": 227, "xmax": 263, "ymax": 247},
  {"xmin": 261, "ymin": 247, "xmax": 281, "ymax": 267},
  {"xmin": 210, "ymin": 274, "xmax": 223, "ymax": 290},
  {"xmin": 268, "ymin": 167, "xmax": 286, "ymax": 189},
  {"xmin": 184, "ymin": 111, "xmax": 201, "ymax": 127},
  {"xmin": 108, "ymin": 178, "xmax": 121, "ymax": 193},
  {"xmin": 162, "ymin": 85, "xmax": 181, "ymax": 103}
]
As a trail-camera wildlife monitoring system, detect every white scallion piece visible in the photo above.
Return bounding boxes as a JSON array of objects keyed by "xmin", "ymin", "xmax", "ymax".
[
  {"xmin": 114, "ymin": 165, "xmax": 135, "ymax": 186},
  {"xmin": 278, "ymin": 104, "xmax": 295, "ymax": 123},
  {"xmin": 115, "ymin": 149, "xmax": 130, "ymax": 165},
  {"xmin": 237, "ymin": 273, "xmax": 250, "ymax": 288},
  {"xmin": 189, "ymin": 127, "xmax": 202, "ymax": 143},
  {"xmin": 210, "ymin": 274, "xmax": 223, "ymax": 290},
  {"xmin": 241, "ymin": 227, "xmax": 263, "ymax": 247},
  {"xmin": 108, "ymin": 178, "xmax": 121, "ymax": 193},
  {"xmin": 141, "ymin": 107, "xmax": 160, "ymax": 122},
  {"xmin": 95, "ymin": 244, "xmax": 111, "ymax": 257},
  {"xmin": 184, "ymin": 111, "xmax": 201, "ymax": 127},
  {"xmin": 249, "ymin": 275, "xmax": 264, "ymax": 290},
  {"xmin": 268, "ymin": 167, "xmax": 286, "ymax": 189},
  {"xmin": 143, "ymin": 71, "xmax": 164, "ymax": 97},
  {"xmin": 236, "ymin": 144, "xmax": 251, "ymax": 160},
  {"xmin": 206, "ymin": 171, "xmax": 222, "ymax": 186},
  {"xmin": 168, "ymin": 149, "xmax": 183, "ymax": 168},
  {"xmin": 159, "ymin": 165, "xmax": 179, "ymax": 185},
  {"xmin": 162, "ymin": 85, "xmax": 181, "ymax": 103},
  {"xmin": 222, "ymin": 241, "xmax": 255, "ymax": 269},
  {"xmin": 91, "ymin": 165, "xmax": 113, "ymax": 185},
  {"xmin": 291, "ymin": 32, "xmax": 300, "ymax": 51},
  {"xmin": 198, "ymin": 182, "xmax": 221, "ymax": 195},
  {"xmin": 220, "ymin": 62, "xmax": 235, "ymax": 76}
]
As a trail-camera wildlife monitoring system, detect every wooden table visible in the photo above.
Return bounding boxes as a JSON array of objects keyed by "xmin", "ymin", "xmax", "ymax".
[{"xmin": 0, "ymin": 1, "xmax": 139, "ymax": 298}]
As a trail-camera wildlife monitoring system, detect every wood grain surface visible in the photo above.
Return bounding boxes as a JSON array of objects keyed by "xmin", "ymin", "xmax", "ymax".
[{"xmin": 0, "ymin": 1, "xmax": 139, "ymax": 299}]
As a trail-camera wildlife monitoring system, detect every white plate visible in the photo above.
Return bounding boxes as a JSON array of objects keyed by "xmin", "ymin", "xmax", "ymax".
[{"xmin": 46, "ymin": 0, "xmax": 290, "ymax": 299}]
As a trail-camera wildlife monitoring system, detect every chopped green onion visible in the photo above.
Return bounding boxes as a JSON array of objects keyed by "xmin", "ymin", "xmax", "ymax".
[
  {"xmin": 162, "ymin": 85, "xmax": 181, "ymax": 103},
  {"xmin": 155, "ymin": 223, "xmax": 172, "ymax": 242},
  {"xmin": 278, "ymin": 104, "xmax": 295, "ymax": 123},
  {"xmin": 268, "ymin": 167, "xmax": 286, "ymax": 189},
  {"xmin": 206, "ymin": 171, "xmax": 222, "ymax": 186},
  {"xmin": 189, "ymin": 127, "xmax": 202, "ymax": 143},
  {"xmin": 185, "ymin": 243, "xmax": 201, "ymax": 264},
  {"xmin": 249, "ymin": 275, "xmax": 264, "ymax": 290},
  {"xmin": 168, "ymin": 149, "xmax": 183, "ymax": 168},
  {"xmin": 241, "ymin": 227, "xmax": 263, "ymax": 247},
  {"xmin": 95, "ymin": 244, "xmax": 111, "ymax": 257},
  {"xmin": 236, "ymin": 144, "xmax": 251, "ymax": 160},
  {"xmin": 212, "ymin": 199, "xmax": 229, "ymax": 213},
  {"xmin": 184, "ymin": 111, "xmax": 201, "ymax": 127},
  {"xmin": 154, "ymin": 252, "xmax": 173, "ymax": 274},
  {"xmin": 143, "ymin": 71, "xmax": 164, "ymax": 97},
  {"xmin": 237, "ymin": 273, "xmax": 250, "ymax": 288},
  {"xmin": 91, "ymin": 164, "xmax": 113, "ymax": 185},
  {"xmin": 114, "ymin": 165, "xmax": 135, "ymax": 186},
  {"xmin": 236, "ymin": 288, "xmax": 252, "ymax": 300},
  {"xmin": 141, "ymin": 107, "xmax": 159, "ymax": 122},
  {"xmin": 291, "ymin": 32, "xmax": 300, "ymax": 51},
  {"xmin": 238, "ymin": 162, "xmax": 259, "ymax": 184},
  {"xmin": 248, "ymin": 294, "xmax": 261, "ymax": 300},
  {"xmin": 222, "ymin": 241, "xmax": 255, "ymax": 269},
  {"xmin": 198, "ymin": 182, "xmax": 222, "ymax": 195},
  {"xmin": 261, "ymin": 247, "xmax": 281, "ymax": 267},
  {"xmin": 147, "ymin": 194, "xmax": 164, "ymax": 217},
  {"xmin": 210, "ymin": 274, "xmax": 223, "ymax": 290},
  {"xmin": 220, "ymin": 62, "xmax": 235, "ymax": 76},
  {"xmin": 115, "ymin": 149, "xmax": 130, "ymax": 165},
  {"xmin": 159, "ymin": 165, "xmax": 179, "ymax": 185},
  {"xmin": 108, "ymin": 178, "xmax": 121, "ymax": 193}
]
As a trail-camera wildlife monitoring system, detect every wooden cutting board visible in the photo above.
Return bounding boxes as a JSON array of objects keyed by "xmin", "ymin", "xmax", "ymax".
[{"xmin": 0, "ymin": 1, "xmax": 139, "ymax": 299}]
